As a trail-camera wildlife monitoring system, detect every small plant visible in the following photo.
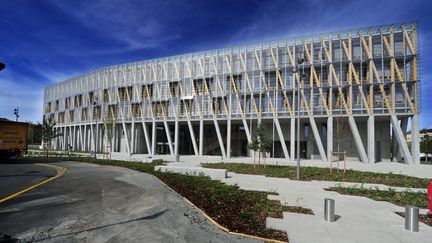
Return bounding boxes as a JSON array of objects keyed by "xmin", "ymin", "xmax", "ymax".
[
  {"xmin": 41, "ymin": 117, "xmax": 63, "ymax": 158},
  {"xmin": 248, "ymin": 122, "xmax": 272, "ymax": 168},
  {"xmin": 296, "ymin": 197, "xmax": 303, "ymax": 206}
]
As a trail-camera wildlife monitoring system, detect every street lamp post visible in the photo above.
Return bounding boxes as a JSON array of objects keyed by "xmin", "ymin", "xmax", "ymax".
[
  {"xmin": 13, "ymin": 107, "xmax": 19, "ymax": 122},
  {"xmin": 93, "ymin": 97, "xmax": 99, "ymax": 160},
  {"xmin": 293, "ymin": 54, "xmax": 305, "ymax": 180}
]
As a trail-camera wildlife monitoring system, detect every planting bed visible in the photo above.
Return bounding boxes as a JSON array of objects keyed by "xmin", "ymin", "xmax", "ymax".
[{"xmin": 203, "ymin": 163, "xmax": 430, "ymax": 188}]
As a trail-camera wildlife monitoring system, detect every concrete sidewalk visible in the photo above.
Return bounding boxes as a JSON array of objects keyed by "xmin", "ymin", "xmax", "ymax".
[
  {"xmin": 220, "ymin": 173, "xmax": 432, "ymax": 243},
  {"xmin": 96, "ymin": 152, "xmax": 432, "ymax": 179},
  {"xmin": 160, "ymin": 160, "xmax": 432, "ymax": 243}
]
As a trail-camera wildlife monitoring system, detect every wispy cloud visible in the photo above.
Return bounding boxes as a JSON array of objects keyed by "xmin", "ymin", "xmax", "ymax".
[{"xmin": 0, "ymin": 0, "xmax": 431, "ymax": 126}]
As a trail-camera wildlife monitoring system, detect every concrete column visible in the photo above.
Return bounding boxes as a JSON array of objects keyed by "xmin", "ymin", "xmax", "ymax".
[
  {"xmin": 174, "ymin": 121, "xmax": 179, "ymax": 157},
  {"xmin": 411, "ymin": 114, "xmax": 420, "ymax": 165},
  {"xmin": 151, "ymin": 121, "xmax": 156, "ymax": 157},
  {"xmin": 199, "ymin": 119, "xmax": 204, "ymax": 156},
  {"xmin": 112, "ymin": 124, "xmax": 116, "ymax": 152},
  {"xmin": 390, "ymin": 114, "xmax": 413, "ymax": 165},
  {"xmin": 290, "ymin": 118, "xmax": 295, "ymax": 161},
  {"xmin": 367, "ymin": 115, "xmax": 375, "ymax": 164},
  {"xmin": 348, "ymin": 116, "xmax": 369, "ymax": 163},
  {"xmin": 227, "ymin": 118, "xmax": 231, "ymax": 158},
  {"xmin": 63, "ymin": 127, "xmax": 67, "ymax": 150},
  {"xmin": 83, "ymin": 125, "xmax": 88, "ymax": 151},
  {"xmin": 396, "ymin": 118, "xmax": 409, "ymax": 162},
  {"xmin": 131, "ymin": 122, "xmax": 135, "ymax": 154},
  {"xmin": 327, "ymin": 116, "xmax": 333, "ymax": 164}
]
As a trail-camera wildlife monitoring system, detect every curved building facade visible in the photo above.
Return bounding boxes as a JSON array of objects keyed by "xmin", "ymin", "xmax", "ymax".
[{"xmin": 43, "ymin": 22, "xmax": 421, "ymax": 164}]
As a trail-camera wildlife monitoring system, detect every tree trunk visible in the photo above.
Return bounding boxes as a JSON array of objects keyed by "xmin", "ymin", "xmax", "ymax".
[
  {"xmin": 252, "ymin": 150, "xmax": 256, "ymax": 168},
  {"xmin": 258, "ymin": 151, "xmax": 261, "ymax": 166}
]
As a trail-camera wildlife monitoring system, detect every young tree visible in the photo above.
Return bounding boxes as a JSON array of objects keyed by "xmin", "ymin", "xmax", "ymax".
[
  {"xmin": 248, "ymin": 137, "xmax": 259, "ymax": 168},
  {"xmin": 41, "ymin": 117, "xmax": 63, "ymax": 158},
  {"xmin": 261, "ymin": 138, "xmax": 272, "ymax": 168},
  {"xmin": 334, "ymin": 117, "xmax": 348, "ymax": 154},
  {"xmin": 248, "ymin": 122, "xmax": 271, "ymax": 167},
  {"xmin": 103, "ymin": 115, "xmax": 115, "ymax": 159}
]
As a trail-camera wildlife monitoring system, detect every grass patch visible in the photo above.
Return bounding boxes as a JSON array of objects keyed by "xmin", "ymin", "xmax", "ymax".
[
  {"xmin": 21, "ymin": 156, "xmax": 293, "ymax": 241},
  {"xmin": 202, "ymin": 163, "xmax": 430, "ymax": 189},
  {"xmin": 396, "ymin": 212, "xmax": 432, "ymax": 227},
  {"xmin": 327, "ymin": 185, "xmax": 428, "ymax": 208}
]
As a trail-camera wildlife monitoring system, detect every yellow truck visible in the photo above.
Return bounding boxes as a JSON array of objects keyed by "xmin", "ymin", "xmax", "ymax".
[{"xmin": 0, "ymin": 120, "xmax": 28, "ymax": 158}]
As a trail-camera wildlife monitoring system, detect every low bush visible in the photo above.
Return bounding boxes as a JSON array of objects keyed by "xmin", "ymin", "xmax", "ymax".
[{"xmin": 327, "ymin": 185, "xmax": 428, "ymax": 208}]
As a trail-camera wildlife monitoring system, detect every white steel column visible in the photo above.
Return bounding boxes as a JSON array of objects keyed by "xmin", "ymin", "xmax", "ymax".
[
  {"xmin": 327, "ymin": 116, "xmax": 333, "ymax": 164},
  {"xmin": 390, "ymin": 115, "xmax": 413, "ymax": 165},
  {"xmin": 186, "ymin": 120, "xmax": 199, "ymax": 156},
  {"xmin": 309, "ymin": 117, "xmax": 327, "ymax": 163},
  {"xmin": 131, "ymin": 122, "xmax": 135, "ymax": 154},
  {"xmin": 367, "ymin": 115, "xmax": 375, "ymax": 164},
  {"xmin": 151, "ymin": 121, "xmax": 156, "ymax": 157},
  {"xmin": 141, "ymin": 122, "xmax": 151, "ymax": 155},
  {"xmin": 227, "ymin": 118, "xmax": 231, "ymax": 158},
  {"xmin": 199, "ymin": 119, "xmax": 204, "ymax": 156},
  {"xmin": 83, "ymin": 125, "xmax": 88, "ymax": 151},
  {"xmin": 174, "ymin": 120, "xmax": 179, "ymax": 157},
  {"xmin": 213, "ymin": 119, "xmax": 226, "ymax": 158},
  {"xmin": 348, "ymin": 116, "xmax": 369, "ymax": 163},
  {"xmin": 163, "ymin": 121, "xmax": 174, "ymax": 156},
  {"xmin": 63, "ymin": 127, "xmax": 67, "ymax": 150},
  {"xmin": 274, "ymin": 118, "xmax": 290, "ymax": 160},
  {"xmin": 396, "ymin": 117, "xmax": 409, "ymax": 162},
  {"xmin": 411, "ymin": 114, "xmax": 420, "ymax": 165}
]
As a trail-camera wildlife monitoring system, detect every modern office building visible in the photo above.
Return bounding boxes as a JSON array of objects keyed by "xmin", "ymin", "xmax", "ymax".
[{"xmin": 43, "ymin": 22, "xmax": 420, "ymax": 165}]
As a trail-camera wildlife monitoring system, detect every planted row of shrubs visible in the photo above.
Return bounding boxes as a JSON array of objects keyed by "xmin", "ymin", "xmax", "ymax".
[{"xmin": 203, "ymin": 163, "xmax": 430, "ymax": 188}]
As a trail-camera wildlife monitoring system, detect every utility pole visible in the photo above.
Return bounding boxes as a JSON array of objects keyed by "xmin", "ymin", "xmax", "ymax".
[
  {"xmin": 293, "ymin": 54, "xmax": 305, "ymax": 180},
  {"xmin": 13, "ymin": 107, "xmax": 19, "ymax": 122},
  {"xmin": 93, "ymin": 97, "xmax": 99, "ymax": 159}
]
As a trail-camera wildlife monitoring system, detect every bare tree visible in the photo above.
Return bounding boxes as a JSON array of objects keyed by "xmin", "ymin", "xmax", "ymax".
[{"xmin": 334, "ymin": 116, "xmax": 348, "ymax": 155}]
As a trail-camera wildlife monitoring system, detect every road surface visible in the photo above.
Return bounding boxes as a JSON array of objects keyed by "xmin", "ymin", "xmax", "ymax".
[{"xmin": 0, "ymin": 160, "xmax": 257, "ymax": 242}]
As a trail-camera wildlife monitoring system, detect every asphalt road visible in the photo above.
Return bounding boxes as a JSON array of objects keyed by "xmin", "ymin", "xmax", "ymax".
[
  {"xmin": 0, "ymin": 160, "xmax": 257, "ymax": 243},
  {"xmin": 0, "ymin": 162, "xmax": 56, "ymax": 199}
]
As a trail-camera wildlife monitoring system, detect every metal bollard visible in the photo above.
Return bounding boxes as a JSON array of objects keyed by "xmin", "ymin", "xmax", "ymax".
[
  {"xmin": 175, "ymin": 154, "xmax": 180, "ymax": 162},
  {"xmin": 405, "ymin": 206, "xmax": 419, "ymax": 232},
  {"xmin": 324, "ymin": 198, "xmax": 335, "ymax": 222}
]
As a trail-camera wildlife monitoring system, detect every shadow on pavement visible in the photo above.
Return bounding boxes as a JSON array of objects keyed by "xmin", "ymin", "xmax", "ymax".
[{"xmin": 31, "ymin": 209, "xmax": 170, "ymax": 242}]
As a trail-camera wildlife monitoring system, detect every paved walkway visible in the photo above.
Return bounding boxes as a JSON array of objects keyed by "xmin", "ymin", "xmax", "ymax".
[
  {"xmin": 220, "ymin": 172, "xmax": 432, "ymax": 243},
  {"xmin": 159, "ymin": 159, "xmax": 432, "ymax": 243}
]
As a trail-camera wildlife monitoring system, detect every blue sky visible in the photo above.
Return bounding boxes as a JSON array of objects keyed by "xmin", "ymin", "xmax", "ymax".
[{"xmin": 0, "ymin": 0, "xmax": 431, "ymax": 128}]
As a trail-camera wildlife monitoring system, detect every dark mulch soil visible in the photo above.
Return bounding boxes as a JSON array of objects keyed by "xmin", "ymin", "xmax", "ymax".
[
  {"xmin": 283, "ymin": 205, "xmax": 314, "ymax": 215},
  {"xmin": 396, "ymin": 212, "xmax": 432, "ymax": 227},
  {"xmin": 155, "ymin": 171, "xmax": 289, "ymax": 241}
]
